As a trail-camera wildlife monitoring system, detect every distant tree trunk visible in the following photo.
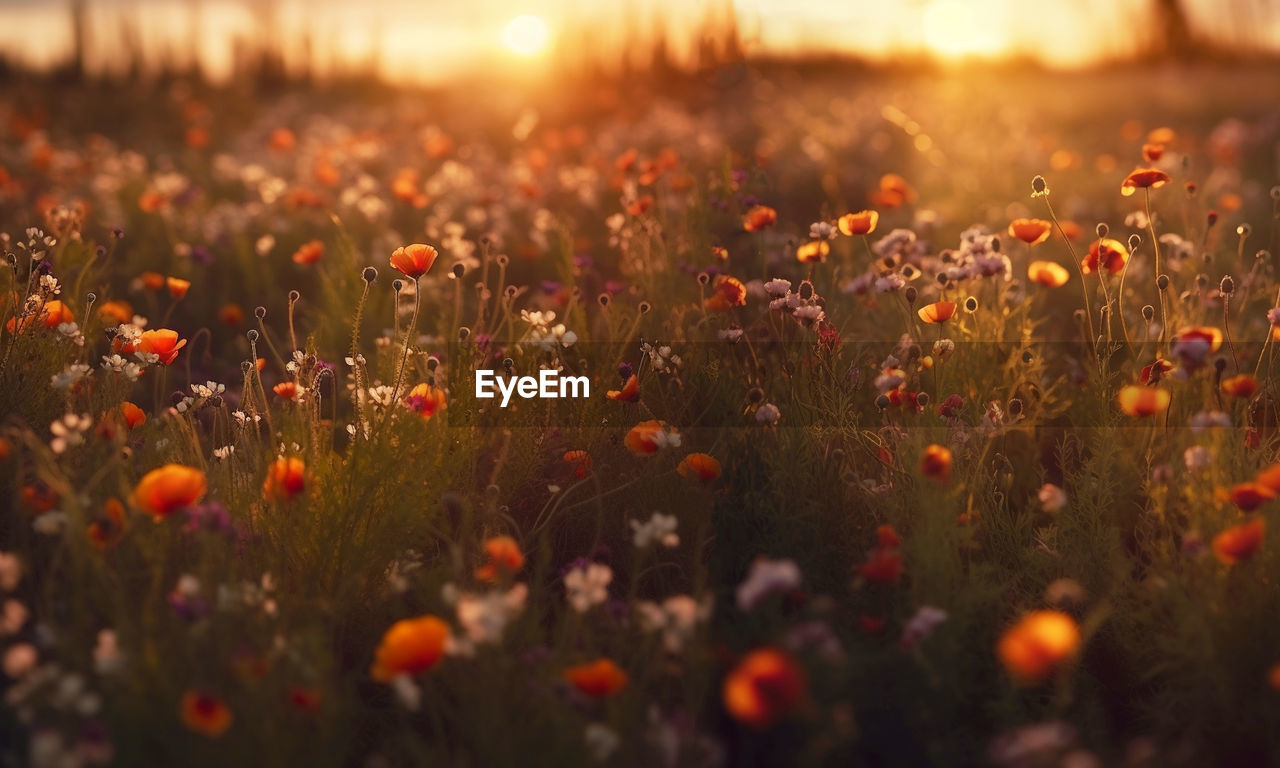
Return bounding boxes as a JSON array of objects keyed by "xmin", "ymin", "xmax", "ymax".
[
  {"xmin": 1152, "ymin": 0, "xmax": 1194, "ymax": 58},
  {"xmin": 70, "ymin": 0, "xmax": 88, "ymax": 80}
]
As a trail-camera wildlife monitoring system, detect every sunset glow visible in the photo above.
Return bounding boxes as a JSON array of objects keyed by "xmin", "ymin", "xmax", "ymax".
[{"xmin": 502, "ymin": 14, "xmax": 550, "ymax": 56}]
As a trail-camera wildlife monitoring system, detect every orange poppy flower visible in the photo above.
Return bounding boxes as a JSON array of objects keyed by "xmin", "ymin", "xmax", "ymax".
[
  {"xmin": 723, "ymin": 648, "xmax": 807, "ymax": 728},
  {"xmin": 370, "ymin": 615, "xmax": 449, "ymax": 682},
  {"xmin": 292, "ymin": 240, "xmax": 325, "ymax": 266},
  {"xmin": 1222, "ymin": 374, "xmax": 1258, "ymax": 398},
  {"xmin": 1027, "ymin": 261, "xmax": 1070, "ymax": 288},
  {"xmin": 97, "ymin": 300, "xmax": 134, "ymax": 326},
  {"xmin": 119, "ymin": 401, "xmax": 146, "ymax": 429},
  {"xmin": 920, "ymin": 444, "xmax": 952, "ymax": 481},
  {"xmin": 263, "ymin": 457, "xmax": 306, "ymax": 502},
  {"xmin": 180, "ymin": 690, "xmax": 233, "ymax": 738},
  {"xmin": 406, "ymin": 383, "xmax": 447, "ymax": 419},
  {"xmin": 563, "ymin": 450, "xmax": 593, "ymax": 478},
  {"xmin": 857, "ymin": 547, "xmax": 903, "ymax": 584},
  {"xmin": 606, "ymin": 374, "xmax": 640, "ymax": 402},
  {"xmin": 742, "ymin": 205, "xmax": 778, "ymax": 232},
  {"xmin": 1228, "ymin": 482, "xmax": 1275, "ymax": 512},
  {"xmin": 795, "ymin": 240, "xmax": 830, "ymax": 263},
  {"xmin": 1212, "ymin": 517, "xmax": 1265, "ymax": 565},
  {"xmin": 1139, "ymin": 358, "xmax": 1175, "ymax": 384},
  {"xmin": 134, "ymin": 464, "xmax": 206, "ymax": 520},
  {"xmin": 141, "ymin": 272, "xmax": 166, "ymax": 291},
  {"xmin": 1117, "ymin": 385, "xmax": 1170, "ymax": 417},
  {"xmin": 1081, "ymin": 238, "xmax": 1129, "ymax": 275},
  {"xmin": 838, "ymin": 210, "xmax": 879, "ymax": 236},
  {"xmin": 677, "ymin": 452, "xmax": 722, "ymax": 482},
  {"xmin": 269, "ymin": 127, "xmax": 295, "ymax": 152},
  {"xmin": 218, "ymin": 303, "xmax": 245, "ymax": 326},
  {"xmin": 475, "ymin": 535, "xmax": 525, "ymax": 582},
  {"xmin": 626, "ymin": 194, "xmax": 654, "ymax": 216},
  {"xmin": 1008, "ymin": 218, "xmax": 1053, "ymax": 245},
  {"xmin": 1257, "ymin": 463, "xmax": 1280, "ymax": 493},
  {"xmin": 88, "ymin": 497, "xmax": 126, "ymax": 550},
  {"xmin": 997, "ymin": 610, "xmax": 1081, "ymax": 685},
  {"xmin": 705, "ymin": 274, "xmax": 747, "ymax": 312},
  {"xmin": 1174, "ymin": 326, "xmax": 1223, "ymax": 352},
  {"xmin": 1212, "ymin": 517, "xmax": 1266, "ymax": 565},
  {"xmin": 625, "ymin": 420, "xmax": 676, "ymax": 456},
  {"xmin": 917, "ymin": 301, "xmax": 956, "ymax": 324},
  {"xmin": 166, "ymin": 277, "xmax": 190, "ymax": 300},
  {"xmin": 872, "ymin": 173, "xmax": 915, "ymax": 208},
  {"xmin": 273, "ymin": 382, "xmax": 299, "ymax": 400},
  {"xmin": 137, "ymin": 329, "xmax": 187, "ymax": 365},
  {"xmin": 1121, "ymin": 167, "xmax": 1172, "ymax": 196},
  {"xmin": 389, "ymin": 243, "xmax": 439, "ymax": 279},
  {"xmin": 565, "ymin": 658, "xmax": 629, "ymax": 698},
  {"xmin": 7, "ymin": 299, "xmax": 74, "ymax": 334}
]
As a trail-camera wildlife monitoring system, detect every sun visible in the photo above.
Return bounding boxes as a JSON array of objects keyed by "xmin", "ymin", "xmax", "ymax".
[
  {"xmin": 502, "ymin": 15, "xmax": 550, "ymax": 57},
  {"xmin": 922, "ymin": 1, "xmax": 995, "ymax": 59}
]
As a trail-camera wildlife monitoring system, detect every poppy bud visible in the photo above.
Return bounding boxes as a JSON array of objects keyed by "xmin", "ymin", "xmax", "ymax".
[
  {"xmin": 96, "ymin": 245, "xmax": 107, "ymax": 258},
  {"xmin": 904, "ymin": 286, "xmax": 918, "ymax": 306},
  {"xmin": 247, "ymin": 329, "xmax": 259, "ymax": 342},
  {"xmin": 1238, "ymin": 224, "xmax": 1252, "ymax": 238},
  {"xmin": 990, "ymin": 237, "xmax": 1001, "ymax": 253},
  {"xmin": 241, "ymin": 360, "xmax": 253, "ymax": 373},
  {"xmin": 916, "ymin": 391, "xmax": 931, "ymax": 408},
  {"xmin": 1157, "ymin": 274, "xmax": 1170, "ymax": 291},
  {"xmin": 1220, "ymin": 275, "xmax": 1235, "ymax": 295},
  {"xmin": 598, "ymin": 293, "xmax": 610, "ymax": 307},
  {"xmin": 1128, "ymin": 234, "xmax": 1141, "ymax": 251},
  {"xmin": 450, "ymin": 263, "xmax": 465, "ymax": 279},
  {"xmin": 113, "ymin": 228, "xmax": 125, "ymax": 238},
  {"xmin": 639, "ymin": 302, "xmax": 652, "ymax": 314},
  {"xmin": 1270, "ymin": 186, "xmax": 1280, "ymax": 201},
  {"xmin": 747, "ymin": 387, "xmax": 764, "ymax": 404},
  {"xmin": 86, "ymin": 292, "xmax": 96, "ymax": 304},
  {"xmin": 362, "ymin": 267, "xmax": 378, "ymax": 283},
  {"xmin": 1008, "ymin": 398, "xmax": 1023, "ymax": 417},
  {"xmin": 1215, "ymin": 357, "xmax": 1228, "ymax": 374},
  {"xmin": 496, "ymin": 254, "xmax": 509, "ymax": 267},
  {"xmin": 255, "ymin": 306, "xmax": 267, "ymax": 319},
  {"xmin": 170, "ymin": 390, "xmax": 185, "ymax": 406},
  {"xmin": 1257, "ymin": 250, "xmax": 1270, "ymax": 262},
  {"xmin": 502, "ymin": 357, "xmax": 514, "ymax": 371},
  {"xmin": 289, "ymin": 289, "xmax": 300, "ymax": 302},
  {"xmin": 1142, "ymin": 304, "xmax": 1155, "ymax": 321},
  {"xmin": 392, "ymin": 279, "xmax": 404, "ymax": 293},
  {"xmin": 936, "ymin": 273, "xmax": 949, "ymax": 287},
  {"xmin": 1022, "ymin": 350, "xmax": 1034, "ymax": 364},
  {"xmin": 964, "ymin": 296, "xmax": 978, "ymax": 312},
  {"xmin": 1072, "ymin": 309, "xmax": 1085, "ymax": 324},
  {"xmin": 504, "ymin": 285, "xmax": 518, "ymax": 299},
  {"xmin": 1031, "ymin": 175, "xmax": 1047, "ymax": 195},
  {"xmin": 798, "ymin": 281, "xmax": 814, "ymax": 300},
  {"xmin": 697, "ymin": 272, "xmax": 711, "ymax": 286},
  {"xmin": 619, "ymin": 362, "xmax": 634, "ymax": 380},
  {"xmin": 1095, "ymin": 223, "xmax": 1109, "ymax": 238},
  {"xmin": 458, "ymin": 327, "xmax": 470, "ymax": 341},
  {"xmin": 1185, "ymin": 181, "xmax": 1198, "ymax": 198},
  {"xmin": 1207, "ymin": 211, "xmax": 1219, "ymax": 227},
  {"xmin": 426, "ymin": 356, "xmax": 439, "ymax": 371},
  {"xmin": 875, "ymin": 394, "xmax": 890, "ymax": 410}
]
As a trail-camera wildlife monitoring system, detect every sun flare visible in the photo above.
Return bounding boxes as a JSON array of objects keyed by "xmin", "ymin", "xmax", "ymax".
[
  {"xmin": 502, "ymin": 14, "xmax": 550, "ymax": 57},
  {"xmin": 922, "ymin": 1, "xmax": 996, "ymax": 59}
]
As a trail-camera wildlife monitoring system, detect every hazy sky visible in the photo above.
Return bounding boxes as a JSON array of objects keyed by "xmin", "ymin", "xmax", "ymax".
[{"xmin": 0, "ymin": 0, "xmax": 1274, "ymax": 82}]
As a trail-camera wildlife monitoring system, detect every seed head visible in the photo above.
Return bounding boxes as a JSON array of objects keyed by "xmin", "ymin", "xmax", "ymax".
[
  {"xmin": 1031, "ymin": 175, "xmax": 1048, "ymax": 196},
  {"xmin": 255, "ymin": 306, "xmax": 267, "ymax": 319},
  {"xmin": 964, "ymin": 296, "xmax": 978, "ymax": 312},
  {"xmin": 1157, "ymin": 274, "xmax": 1170, "ymax": 291},
  {"xmin": 1141, "ymin": 304, "xmax": 1155, "ymax": 321},
  {"xmin": 362, "ymin": 267, "xmax": 378, "ymax": 283},
  {"xmin": 1128, "ymin": 234, "xmax": 1141, "ymax": 251},
  {"xmin": 1219, "ymin": 275, "xmax": 1235, "ymax": 295},
  {"xmin": 1095, "ymin": 223, "xmax": 1109, "ymax": 238}
]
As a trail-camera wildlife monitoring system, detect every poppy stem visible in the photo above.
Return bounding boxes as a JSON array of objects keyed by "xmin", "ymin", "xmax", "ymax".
[
  {"xmin": 1042, "ymin": 197, "xmax": 1095, "ymax": 358},
  {"xmin": 1145, "ymin": 189, "xmax": 1165, "ymax": 348},
  {"xmin": 388, "ymin": 277, "xmax": 420, "ymax": 411}
]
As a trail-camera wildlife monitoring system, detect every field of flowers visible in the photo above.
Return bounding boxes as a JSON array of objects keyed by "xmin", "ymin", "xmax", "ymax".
[{"xmin": 2, "ymin": 62, "xmax": 1280, "ymax": 766}]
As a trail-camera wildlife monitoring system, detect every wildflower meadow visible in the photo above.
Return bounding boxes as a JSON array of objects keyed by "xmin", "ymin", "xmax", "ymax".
[{"xmin": 2, "ymin": 2, "xmax": 1280, "ymax": 766}]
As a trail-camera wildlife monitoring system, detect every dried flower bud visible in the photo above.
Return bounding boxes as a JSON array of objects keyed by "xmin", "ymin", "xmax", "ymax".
[
  {"xmin": 1031, "ymin": 175, "xmax": 1047, "ymax": 195},
  {"xmin": 964, "ymin": 296, "xmax": 978, "ymax": 312},
  {"xmin": 1096, "ymin": 223, "xmax": 1109, "ymax": 238},
  {"xmin": 1142, "ymin": 304, "xmax": 1155, "ymax": 321},
  {"xmin": 1220, "ymin": 275, "xmax": 1235, "ymax": 295},
  {"xmin": 1128, "ymin": 234, "xmax": 1141, "ymax": 251},
  {"xmin": 1157, "ymin": 274, "xmax": 1170, "ymax": 291},
  {"xmin": 288, "ymin": 290, "xmax": 300, "ymax": 302},
  {"xmin": 362, "ymin": 267, "xmax": 377, "ymax": 283},
  {"xmin": 254, "ymin": 306, "xmax": 267, "ymax": 319}
]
